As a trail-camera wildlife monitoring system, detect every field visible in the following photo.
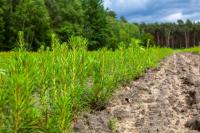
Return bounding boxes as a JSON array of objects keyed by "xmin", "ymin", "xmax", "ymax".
[
  {"xmin": 0, "ymin": 38, "xmax": 173, "ymax": 132},
  {"xmin": 1, "ymin": 0, "xmax": 200, "ymax": 132},
  {"xmin": 74, "ymin": 51, "xmax": 200, "ymax": 133}
]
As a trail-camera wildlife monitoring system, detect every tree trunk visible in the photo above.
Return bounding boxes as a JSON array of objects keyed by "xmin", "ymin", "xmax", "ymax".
[
  {"xmin": 157, "ymin": 32, "xmax": 160, "ymax": 44},
  {"xmin": 193, "ymin": 32, "xmax": 196, "ymax": 47},
  {"xmin": 184, "ymin": 31, "xmax": 188, "ymax": 48},
  {"xmin": 166, "ymin": 31, "xmax": 171, "ymax": 47},
  {"xmin": 172, "ymin": 37, "xmax": 174, "ymax": 48}
]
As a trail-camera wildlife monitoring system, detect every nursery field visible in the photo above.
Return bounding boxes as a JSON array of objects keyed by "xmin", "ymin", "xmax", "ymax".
[
  {"xmin": 0, "ymin": 40, "xmax": 173, "ymax": 132},
  {"xmin": 74, "ymin": 48, "xmax": 200, "ymax": 133},
  {"xmin": 1, "ymin": 0, "xmax": 200, "ymax": 132}
]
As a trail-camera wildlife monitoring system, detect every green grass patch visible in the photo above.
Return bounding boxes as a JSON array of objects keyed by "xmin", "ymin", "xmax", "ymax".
[{"xmin": 177, "ymin": 46, "xmax": 200, "ymax": 53}]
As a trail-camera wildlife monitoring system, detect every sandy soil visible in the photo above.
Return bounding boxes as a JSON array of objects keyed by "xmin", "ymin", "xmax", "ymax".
[{"xmin": 73, "ymin": 53, "xmax": 200, "ymax": 133}]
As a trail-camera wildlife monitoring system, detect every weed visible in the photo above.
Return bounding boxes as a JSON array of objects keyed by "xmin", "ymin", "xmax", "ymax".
[{"xmin": 108, "ymin": 118, "xmax": 117, "ymax": 133}]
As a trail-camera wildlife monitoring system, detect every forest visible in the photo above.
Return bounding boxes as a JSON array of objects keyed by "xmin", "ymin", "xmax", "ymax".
[
  {"xmin": 0, "ymin": 0, "xmax": 140, "ymax": 51},
  {"xmin": 1, "ymin": 0, "xmax": 199, "ymax": 51},
  {"xmin": 138, "ymin": 20, "xmax": 200, "ymax": 48}
]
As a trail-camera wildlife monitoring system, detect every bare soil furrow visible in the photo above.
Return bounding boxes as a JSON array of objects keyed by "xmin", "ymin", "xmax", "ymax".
[{"xmin": 73, "ymin": 53, "xmax": 200, "ymax": 133}]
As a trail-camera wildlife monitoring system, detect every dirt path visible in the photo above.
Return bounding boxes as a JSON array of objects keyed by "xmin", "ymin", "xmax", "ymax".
[{"xmin": 73, "ymin": 53, "xmax": 200, "ymax": 133}]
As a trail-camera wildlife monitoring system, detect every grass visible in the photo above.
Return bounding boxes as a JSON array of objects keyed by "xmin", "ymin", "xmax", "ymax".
[
  {"xmin": 180, "ymin": 46, "xmax": 200, "ymax": 53},
  {"xmin": 0, "ymin": 36, "xmax": 173, "ymax": 132},
  {"xmin": 183, "ymin": 47, "xmax": 200, "ymax": 53}
]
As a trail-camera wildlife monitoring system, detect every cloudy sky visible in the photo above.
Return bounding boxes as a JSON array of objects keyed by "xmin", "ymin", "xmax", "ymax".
[{"xmin": 104, "ymin": 0, "xmax": 200, "ymax": 23}]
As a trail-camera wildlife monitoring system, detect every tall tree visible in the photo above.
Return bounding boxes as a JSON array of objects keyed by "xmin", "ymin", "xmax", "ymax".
[
  {"xmin": 0, "ymin": 1, "xmax": 5, "ymax": 49},
  {"xmin": 45, "ymin": 0, "xmax": 61, "ymax": 28},
  {"xmin": 0, "ymin": 0, "xmax": 11, "ymax": 50},
  {"xmin": 7, "ymin": 0, "xmax": 51, "ymax": 50},
  {"xmin": 106, "ymin": 9, "xmax": 117, "ymax": 18},
  {"xmin": 47, "ymin": 0, "xmax": 84, "ymax": 42},
  {"xmin": 120, "ymin": 16, "xmax": 128, "ymax": 23},
  {"xmin": 82, "ymin": 0, "xmax": 108, "ymax": 50},
  {"xmin": 185, "ymin": 19, "xmax": 192, "ymax": 48},
  {"xmin": 138, "ymin": 19, "xmax": 200, "ymax": 48}
]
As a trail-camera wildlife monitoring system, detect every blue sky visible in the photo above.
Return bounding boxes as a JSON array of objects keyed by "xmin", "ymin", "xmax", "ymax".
[{"xmin": 103, "ymin": 0, "xmax": 200, "ymax": 23}]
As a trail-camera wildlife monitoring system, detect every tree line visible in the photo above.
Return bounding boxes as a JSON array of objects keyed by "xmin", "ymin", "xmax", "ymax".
[
  {"xmin": 0, "ymin": 0, "xmax": 142, "ymax": 51},
  {"xmin": 137, "ymin": 20, "xmax": 200, "ymax": 48},
  {"xmin": 0, "ymin": 0, "xmax": 199, "ymax": 51}
]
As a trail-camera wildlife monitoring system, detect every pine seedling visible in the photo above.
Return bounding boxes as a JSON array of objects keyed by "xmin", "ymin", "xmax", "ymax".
[{"xmin": 17, "ymin": 31, "xmax": 26, "ymax": 51}]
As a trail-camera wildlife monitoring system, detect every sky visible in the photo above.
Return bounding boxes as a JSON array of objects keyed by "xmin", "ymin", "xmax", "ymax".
[{"xmin": 103, "ymin": 0, "xmax": 200, "ymax": 23}]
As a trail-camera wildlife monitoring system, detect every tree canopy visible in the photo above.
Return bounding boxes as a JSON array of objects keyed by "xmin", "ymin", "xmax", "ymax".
[
  {"xmin": 0, "ymin": 0, "xmax": 141, "ymax": 51},
  {"xmin": 0, "ymin": 0, "xmax": 199, "ymax": 51},
  {"xmin": 138, "ymin": 20, "xmax": 200, "ymax": 48}
]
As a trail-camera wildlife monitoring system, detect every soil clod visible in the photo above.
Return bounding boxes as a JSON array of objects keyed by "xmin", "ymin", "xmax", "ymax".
[{"xmin": 185, "ymin": 117, "xmax": 200, "ymax": 131}]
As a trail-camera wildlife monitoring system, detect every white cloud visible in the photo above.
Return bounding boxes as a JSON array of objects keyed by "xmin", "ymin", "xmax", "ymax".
[
  {"xmin": 104, "ymin": 0, "xmax": 151, "ymax": 14},
  {"xmin": 103, "ymin": 0, "xmax": 112, "ymax": 8},
  {"xmin": 160, "ymin": 12, "xmax": 200, "ymax": 22},
  {"xmin": 162, "ymin": 12, "xmax": 183, "ymax": 21}
]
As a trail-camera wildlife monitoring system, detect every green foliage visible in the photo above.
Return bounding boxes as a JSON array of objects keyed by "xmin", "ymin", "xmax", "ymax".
[
  {"xmin": 130, "ymin": 38, "xmax": 144, "ymax": 50},
  {"xmin": 140, "ymin": 32, "xmax": 155, "ymax": 47},
  {"xmin": 1, "ymin": 0, "xmax": 51, "ymax": 51},
  {"xmin": 0, "ymin": 0, "xmax": 143, "ymax": 51},
  {"xmin": 108, "ymin": 118, "xmax": 117, "ymax": 133},
  {"xmin": 0, "ymin": 8, "xmax": 4, "ymax": 46},
  {"xmin": 120, "ymin": 16, "xmax": 128, "ymax": 23},
  {"xmin": 17, "ymin": 31, "xmax": 26, "ymax": 51},
  {"xmin": 1, "ymin": 0, "xmax": 199, "ymax": 51},
  {"xmin": 0, "ymin": 0, "xmax": 7, "ymax": 50},
  {"xmin": 13, "ymin": 0, "xmax": 51, "ymax": 50},
  {"xmin": 106, "ymin": 14, "xmax": 141, "ymax": 50},
  {"xmin": 0, "ymin": 38, "xmax": 173, "ymax": 131},
  {"xmin": 49, "ymin": 0, "xmax": 84, "ymax": 42},
  {"xmin": 82, "ymin": 0, "xmax": 109, "ymax": 50},
  {"xmin": 180, "ymin": 46, "xmax": 200, "ymax": 53},
  {"xmin": 68, "ymin": 36, "xmax": 88, "ymax": 50}
]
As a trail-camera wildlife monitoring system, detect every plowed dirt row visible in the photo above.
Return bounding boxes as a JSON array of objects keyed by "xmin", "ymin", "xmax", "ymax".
[{"xmin": 74, "ymin": 53, "xmax": 200, "ymax": 133}]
